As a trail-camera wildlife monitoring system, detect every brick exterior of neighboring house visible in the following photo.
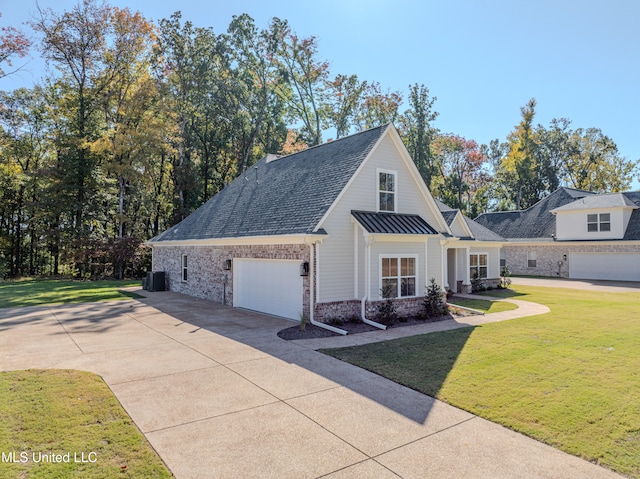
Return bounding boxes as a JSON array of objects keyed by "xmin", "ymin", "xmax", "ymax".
[
  {"xmin": 503, "ymin": 242, "xmax": 640, "ymax": 278},
  {"xmin": 152, "ymin": 243, "xmax": 427, "ymax": 323}
]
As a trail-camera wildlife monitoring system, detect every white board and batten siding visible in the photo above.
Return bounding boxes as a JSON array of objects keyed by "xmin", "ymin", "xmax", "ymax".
[
  {"xmin": 233, "ymin": 259, "xmax": 302, "ymax": 320},
  {"xmin": 569, "ymin": 252, "xmax": 640, "ymax": 281},
  {"xmin": 317, "ymin": 132, "xmax": 445, "ymax": 303}
]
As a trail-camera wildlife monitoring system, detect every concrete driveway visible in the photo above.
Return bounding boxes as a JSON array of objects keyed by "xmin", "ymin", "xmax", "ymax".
[
  {"xmin": 0, "ymin": 290, "xmax": 624, "ymax": 479},
  {"xmin": 511, "ymin": 276, "xmax": 640, "ymax": 292}
]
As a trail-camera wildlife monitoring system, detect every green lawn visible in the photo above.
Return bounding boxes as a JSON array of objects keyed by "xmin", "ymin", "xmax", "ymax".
[
  {"xmin": 323, "ymin": 285, "xmax": 640, "ymax": 478},
  {"xmin": 0, "ymin": 279, "xmax": 143, "ymax": 308},
  {"xmin": 448, "ymin": 296, "xmax": 518, "ymax": 313},
  {"xmin": 0, "ymin": 370, "xmax": 172, "ymax": 478}
]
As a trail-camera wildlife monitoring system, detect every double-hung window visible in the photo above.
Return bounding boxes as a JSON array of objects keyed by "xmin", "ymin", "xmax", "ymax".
[
  {"xmin": 527, "ymin": 251, "xmax": 537, "ymax": 268},
  {"xmin": 470, "ymin": 253, "xmax": 488, "ymax": 279},
  {"xmin": 181, "ymin": 254, "xmax": 188, "ymax": 282},
  {"xmin": 378, "ymin": 170, "xmax": 396, "ymax": 212},
  {"xmin": 588, "ymin": 213, "xmax": 610, "ymax": 232},
  {"xmin": 381, "ymin": 256, "xmax": 416, "ymax": 298}
]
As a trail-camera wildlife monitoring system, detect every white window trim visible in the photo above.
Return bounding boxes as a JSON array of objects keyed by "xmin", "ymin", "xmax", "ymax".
[
  {"xmin": 469, "ymin": 252, "xmax": 489, "ymax": 279},
  {"xmin": 378, "ymin": 254, "xmax": 418, "ymax": 299},
  {"xmin": 376, "ymin": 168, "xmax": 397, "ymax": 213},
  {"xmin": 587, "ymin": 212, "xmax": 611, "ymax": 232},
  {"xmin": 181, "ymin": 254, "xmax": 188, "ymax": 282},
  {"xmin": 527, "ymin": 251, "xmax": 537, "ymax": 268}
]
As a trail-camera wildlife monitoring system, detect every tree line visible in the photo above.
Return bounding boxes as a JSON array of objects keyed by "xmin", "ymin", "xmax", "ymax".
[{"xmin": 0, "ymin": 0, "xmax": 637, "ymax": 279}]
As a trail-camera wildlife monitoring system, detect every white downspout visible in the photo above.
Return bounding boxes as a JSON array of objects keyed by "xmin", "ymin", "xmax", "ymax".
[
  {"xmin": 306, "ymin": 238, "xmax": 347, "ymax": 335},
  {"xmin": 361, "ymin": 235, "xmax": 387, "ymax": 330}
]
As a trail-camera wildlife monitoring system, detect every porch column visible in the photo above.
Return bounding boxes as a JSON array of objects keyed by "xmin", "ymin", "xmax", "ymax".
[
  {"xmin": 465, "ymin": 247, "xmax": 471, "ymax": 286},
  {"xmin": 442, "ymin": 245, "xmax": 449, "ymax": 290}
]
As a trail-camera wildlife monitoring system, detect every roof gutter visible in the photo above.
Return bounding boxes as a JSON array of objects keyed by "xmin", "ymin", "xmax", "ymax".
[
  {"xmin": 305, "ymin": 238, "xmax": 347, "ymax": 335},
  {"xmin": 361, "ymin": 235, "xmax": 387, "ymax": 330}
]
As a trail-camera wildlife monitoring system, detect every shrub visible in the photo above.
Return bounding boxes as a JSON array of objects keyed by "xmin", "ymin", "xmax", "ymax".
[
  {"xmin": 377, "ymin": 283, "xmax": 397, "ymax": 324},
  {"xmin": 471, "ymin": 272, "xmax": 484, "ymax": 293},
  {"xmin": 500, "ymin": 265, "xmax": 512, "ymax": 289},
  {"xmin": 424, "ymin": 278, "xmax": 447, "ymax": 318},
  {"xmin": 328, "ymin": 317, "xmax": 344, "ymax": 327}
]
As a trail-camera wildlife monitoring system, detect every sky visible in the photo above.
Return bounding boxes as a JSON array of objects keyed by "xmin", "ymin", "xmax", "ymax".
[{"xmin": 1, "ymin": 0, "xmax": 640, "ymax": 177}]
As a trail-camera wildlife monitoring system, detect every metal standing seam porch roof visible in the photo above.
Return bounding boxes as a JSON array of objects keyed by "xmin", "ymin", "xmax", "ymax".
[{"xmin": 351, "ymin": 210, "xmax": 438, "ymax": 235}]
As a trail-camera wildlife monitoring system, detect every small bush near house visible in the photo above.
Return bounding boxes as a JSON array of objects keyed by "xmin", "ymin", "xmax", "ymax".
[
  {"xmin": 328, "ymin": 317, "xmax": 344, "ymax": 327},
  {"xmin": 424, "ymin": 278, "xmax": 447, "ymax": 318},
  {"xmin": 500, "ymin": 265, "xmax": 512, "ymax": 289},
  {"xmin": 471, "ymin": 272, "xmax": 485, "ymax": 293},
  {"xmin": 377, "ymin": 284, "xmax": 398, "ymax": 324}
]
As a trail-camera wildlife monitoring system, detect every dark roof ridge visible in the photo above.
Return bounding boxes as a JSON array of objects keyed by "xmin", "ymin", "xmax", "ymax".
[
  {"xmin": 475, "ymin": 188, "xmax": 593, "ymax": 220},
  {"xmin": 477, "ymin": 210, "xmax": 520, "ymax": 216},
  {"xmin": 270, "ymin": 123, "xmax": 391, "ymax": 163},
  {"xmin": 561, "ymin": 186, "xmax": 596, "ymax": 195},
  {"xmin": 514, "ymin": 187, "xmax": 595, "ymax": 214}
]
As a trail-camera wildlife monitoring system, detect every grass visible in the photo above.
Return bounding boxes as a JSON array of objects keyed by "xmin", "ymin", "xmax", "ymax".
[
  {"xmin": 448, "ymin": 296, "xmax": 518, "ymax": 313},
  {"xmin": 0, "ymin": 279, "xmax": 143, "ymax": 309},
  {"xmin": 0, "ymin": 369, "xmax": 173, "ymax": 478},
  {"xmin": 323, "ymin": 285, "xmax": 640, "ymax": 478}
]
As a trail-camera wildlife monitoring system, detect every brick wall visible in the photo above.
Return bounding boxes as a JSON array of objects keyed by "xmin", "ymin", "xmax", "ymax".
[
  {"xmin": 152, "ymin": 244, "xmax": 310, "ymax": 314},
  {"xmin": 153, "ymin": 243, "xmax": 436, "ymax": 323},
  {"xmin": 314, "ymin": 297, "xmax": 426, "ymax": 322},
  {"xmin": 314, "ymin": 300, "xmax": 361, "ymax": 322}
]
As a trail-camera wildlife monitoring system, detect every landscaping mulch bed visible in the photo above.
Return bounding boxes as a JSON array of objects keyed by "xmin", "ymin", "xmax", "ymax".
[{"xmin": 278, "ymin": 309, "xmax": 475, "ymax": 340}]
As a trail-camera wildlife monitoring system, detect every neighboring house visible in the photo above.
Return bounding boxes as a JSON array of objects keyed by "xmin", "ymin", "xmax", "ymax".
[
  {"xmin": 148, "ymin": 124, "xmax": 502, "ymax": 331},
  {"xmin": 475, "ymin": 187, "xmax": 640, "ymax": 281}
]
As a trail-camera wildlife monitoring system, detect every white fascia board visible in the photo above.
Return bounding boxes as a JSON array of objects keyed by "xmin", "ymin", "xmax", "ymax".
[
  {"xmin": 385, "ymin": 126, "xmax": 453, "ymax": 235},
  {"xmin": 313, "ymin": 124, "xmax": 392, "ymax": 232},
  {"xmin": 551, "ymin": 205, "xmax": 638, "ymax": 214},
  {"xmin": 456, "ymin": 239, "xmax": 506, "ymax": 247},
  {"xmin": 148, "ymin": 233, "xmax": 327, "ymax": 247}
]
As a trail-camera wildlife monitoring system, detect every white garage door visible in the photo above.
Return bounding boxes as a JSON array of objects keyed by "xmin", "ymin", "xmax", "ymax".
[
  {"xmin": 569, "ymin": 253, "xmax": 640, "ymax": 281},
  {"xmin": 233, "ymin": 259, "xmax": 303, "ymax": 320}
]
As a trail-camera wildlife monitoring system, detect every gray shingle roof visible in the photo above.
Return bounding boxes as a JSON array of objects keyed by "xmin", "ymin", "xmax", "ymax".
[
  {"xmin": 551, "ymin": 192, "xmax": 638, "ymax": 212},
  {"xmin": 435, "ymin": 199, "xmax": 456, "ymax": 213},
  {"xmin": 622, "ymin": 192, "xmax": 640, "ymax": 240},
  {"xmin": 352, "ymin": 211, "xmax": 437, "ymax": 235},
  {"xmin": 151, "ymin": 124, "xmax": 389, "ymax": 242},
  {"xmin": 474, "ymin": 187, "xmax": 594, "ymax": 239},
  {"xmin": 462, "ymin": 216, "xmax": 505, "ymax": 241},
  {"xmin": 435, "ymin": 200, "xmax": 504, "ymax": 241},
  {"xmin": 440, "ymin": 210, "xmax": 458, "ymax": 226}
]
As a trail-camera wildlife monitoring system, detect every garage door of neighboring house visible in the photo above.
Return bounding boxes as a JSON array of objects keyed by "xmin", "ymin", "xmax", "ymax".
[
  {"xmin": 233, "ymin": 259, "xmax": 303, "ymax": 320},
  {"xmin": 569, "ymin": 252, "xmax": 640, "ymax": 281}
]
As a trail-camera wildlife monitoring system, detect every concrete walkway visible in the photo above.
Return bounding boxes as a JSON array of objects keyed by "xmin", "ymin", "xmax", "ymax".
[
  {"xmin": 0, "ymin": 289, "xmax": 623, "ymax": 479},
  {"xmin": 291, "ymin": 292, "xmax": 550, "ymax": 350}
]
